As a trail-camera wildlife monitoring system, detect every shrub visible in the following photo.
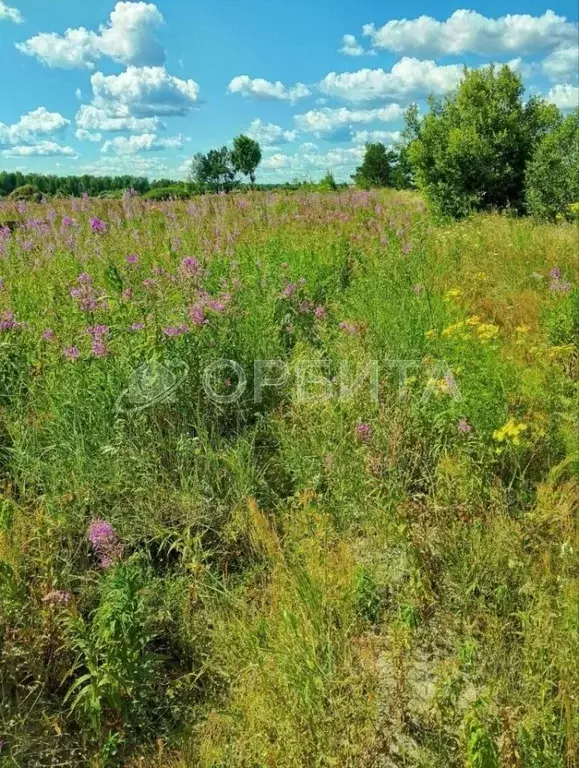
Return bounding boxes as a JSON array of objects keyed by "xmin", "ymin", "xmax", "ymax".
[
  {"xmin": 525, "ymin": 110, "xmax": 579, "ymax": 221},
  {"xmin": 408, "ymin": 66, "xmax": 560, "ymax": 218},
  {"xmin": 142, "ymin": 185, "xmax": 192, "ymax": 201},
  {"xmin": 9, "ymin": 184, "xmax": 42, "ymax": 202}
]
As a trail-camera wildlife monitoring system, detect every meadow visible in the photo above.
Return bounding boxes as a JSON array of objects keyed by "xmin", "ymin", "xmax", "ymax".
[{"xmin": 0, "ymin": 189, "xmax": 577, "ymax": 767}]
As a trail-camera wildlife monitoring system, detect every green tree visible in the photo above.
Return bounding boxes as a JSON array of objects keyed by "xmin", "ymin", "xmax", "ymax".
[
  {"xmin": 231, "ymin": 135, "xmax": 262, "ymax": 184},
  {"xmin": 525, "ymin": 109, "xmax": 579, "ymax": 221},
  {"xmin": 408, "ymin": 65, "xmax": 557, "ymax": 218},
  {"xmin": 190, "ymin": 148, "xmax": 236, "ymax": 193},
  {"xmin": 318, "ymin": 171, "xmax": 338, "ymax": 191},
  {"xmin": 352, "ymin": 143, "xmax": 391, "ymax": 188}
]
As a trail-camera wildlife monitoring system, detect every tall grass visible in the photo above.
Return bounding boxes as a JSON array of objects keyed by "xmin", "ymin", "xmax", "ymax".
[{"xmin": 0, "ymin": 190, "xmax": 577, "ymax": 766}]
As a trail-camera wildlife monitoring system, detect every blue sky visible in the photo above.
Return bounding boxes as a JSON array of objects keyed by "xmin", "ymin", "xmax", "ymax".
[{"xmin": 0, "ymin": 0, "xmax": 577, "ymax": 181}]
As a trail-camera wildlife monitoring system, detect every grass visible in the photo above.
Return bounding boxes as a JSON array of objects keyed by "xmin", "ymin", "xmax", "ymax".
[{"xmin": 0, "ymin": 189, "xmax": 577, "ymax": 767}]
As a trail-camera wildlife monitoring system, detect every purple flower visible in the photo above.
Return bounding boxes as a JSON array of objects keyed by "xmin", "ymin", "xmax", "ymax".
[
  {"xmin": 0, "ymin": 279, "xmax": 4, "ymax": 291},
  {"xmin": 88, "ymin": 519, "xmax": 123, "ymax": 568},
  {"xmin": 339, "ymin": 321, "xmax": 359, "ymax": 335},
  {"xmin": 180, "ymin": 256, "xmax": 200, "ymax": 276},
  {"xmin": 356, "ymin": 423, "xmax": 372, "ymax": 442},
  {"xmin": 43, "ymin": 590, "xmax": 72, "ymax": 605},
  {"xmin": 87, "ymin": 324, "xmax": 109, "ymax": 338},
  {"xmin": 282, "ymin": 282, "xmax": 297, "ymax": 298},
  {"xmin": 130, "ymin": 322, "xmax": 145, "ymax": 331},
  {"xmin": 61, "ymin": 216, "xmax": 74, "ymax": 228},
  {"xmin": 0, "ymin": 311, "xmax": 22, "ymax": 331},
  {"xmin": 188, "ymin": 305, "xmax": 206, "ymax": 326},
  {"xmin": 41, "ymin": 328, "xmax": 55, "ymax": 341},
  {"xmin": 550, "ymin": 267, "xmax": 561, "ymax": 279},
  {"xmin": 457, "ymin": 417, "xmax": 472, "ymax": 434},
  {"xmin": 126, "ymin": 253, "xmax": 139, "ymax": 266},
  {"xmin": 314, "ymin": 306, "xmax": 327, "ymax": 319},
  {"xmin": 163, "ymin": 324, "xmax": 189, "ymax": 337},
  {"xmin": 64, "ymin": 346, "xmax": 80, "ymax": 361},
  {"xmin": 121, "ymin": 288, "xmax": 133, "ymax": 303},
  {"xmin": 90, "ymin": 217, "xmax": 107, "ymax": 234}
]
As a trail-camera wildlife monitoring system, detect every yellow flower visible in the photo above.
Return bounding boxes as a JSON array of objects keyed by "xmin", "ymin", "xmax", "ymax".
[
  {"xmin": 476, "ymin": 323, "xmax": 500, "ymax": 342},
  {"xmin": 493, "ymin": 418, "xmax": 527, "ymax": 446},
  {"xmin": 515, "ymin": 325, "xmax": 530, "ymax": 334},
  {"xmin": 425, "ymin": 329, "xmax": 438, "ymax": 339},
  {"xmin": 466, "ymin": 315, "xmax": 481, "ymax": 326},
  {"xmin": 444, "ymin": 288, "xmax": 462, "ymax": 302},
  {"xmin": 442, "ymin": 321, "xmax": 465, "ymax": 337}
]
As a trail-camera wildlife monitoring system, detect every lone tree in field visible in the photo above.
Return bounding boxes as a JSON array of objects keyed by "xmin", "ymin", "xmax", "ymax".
[
  {"xmin": 190, "ymin": 147, "xmax": 237, "ymax": 193},
  {"xmin": 231, "ymin": 135, "xmax": 262, "ymax": 185},
  {"xmin": 352, "ymin": 143, "xmax": 391, "ymax": 188},
  {"xmin": 407, "ymin": 65, "xmax": 560, "ymax": 218}
]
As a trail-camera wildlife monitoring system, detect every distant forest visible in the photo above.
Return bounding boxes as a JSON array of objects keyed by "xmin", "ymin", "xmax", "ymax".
[{"xmin": 0, "ymin": 171, "xmax": 184, "ymax": 198}]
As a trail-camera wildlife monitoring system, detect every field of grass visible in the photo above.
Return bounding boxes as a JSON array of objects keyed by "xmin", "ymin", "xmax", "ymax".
[{"xmin": 0, "ymin": 190, "xmax": 577, "ymax": 767}]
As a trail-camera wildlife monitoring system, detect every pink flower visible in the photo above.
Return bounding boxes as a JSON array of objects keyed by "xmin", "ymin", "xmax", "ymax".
[
  {"xmin": 356, "ymin": 423, "xmax": 372, "ymax": 442},
  {"xmin": 64, "ymin": 346, "xmax": 80, "ymax": 361},
  {"xmin": 457, "ymin": 417, "xmax": 472, "ymax": 434}
]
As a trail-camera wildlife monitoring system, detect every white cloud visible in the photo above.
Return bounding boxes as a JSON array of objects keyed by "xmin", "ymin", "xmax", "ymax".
[
  {"xmin": 352, "ymin": 129, "xmax": 401, "ymax": 144},
  {"xmin": 339, "ymin": 34, "xmax": 366, "ymax": 56},
  {"xmin": 0, "ymin": 1, "xmax": 22, "ymax": 23},
  {"xmin": 260, "ymin": 144, "xmax": 365, "ymax": 180},
  {"xmin": 102, "ymin": 133, "xmax": 185, "ymax": 154},
  {"xmin": 80, "ymin": 154, "xmax": 170, "ymax": 177},
  {"xmin": 362, "ymin": 10, "xmax": 577, "ymax": 57},
  {"xmin": 542, "ymin": 46, "xmax": 579, "ymax": 82},
  {"xmin": 319, "ymin": 58, "xmax": 463, "ymax": 102},
  {"xmin": 227, "ymin": 75, "xmax": 311, "ymax": 102},
  {"xmin": 0, "ymin": 107, "xmax": 70, "ymax": 146},
  {"xmin": 3, "ymin": 141, "xmax": 77, "ymax": 157},
  {"xmin": 294, "ymin": 104, "xmax": 403, "ymax": 137},
  {"xmin": 546, "ymin": 83, "xmax": 579, "ymax": 110},
  {"xmin": 246, "ymin": 119, "xmax": 296, "ymax": 146},
  {"xmin": 75, "ymin": 104, "xmax": 163, "ymax": 133},
  {"xmin": 75, "ymin": 129, "xmax": 103, "ymax": 142},
  {"xmin": 91, "ymin": 66, "xmax": 200, "ymax": 117},
  {"xmin": 16, "ymin": 1, "xmax": 165, "ymax": 69}
]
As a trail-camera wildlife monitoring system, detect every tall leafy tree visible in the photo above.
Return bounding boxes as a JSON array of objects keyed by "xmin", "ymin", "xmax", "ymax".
[
  {"xmin": 408, "ymin": 65, "xmax": 559, "ymax": 218},
  {"xmin": 525, "ymin": 109, "xmax": 579, "ymax": 221},
  {"xmin": 190, "ymin": 148, "xmax": 237, "ymax": 193},
  {"xmin": 352, "ymin": 143, "xmax": 391, "ymax": 188},
  {"xmin": 231, "ymin": 135, "xmax": 262, "ymax": 184}
]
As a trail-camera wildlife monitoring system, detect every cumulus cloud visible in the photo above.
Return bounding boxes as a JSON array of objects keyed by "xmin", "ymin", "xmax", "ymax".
[
  {"xmin": 75, "ymin": 129, "xmax": 103, "ymax": 142},
  {"xmin": 542, "ymin": 46, "xmax": 579, "ymax": 82},
  {"xmin": 0, "ymin": 1, "xmax": 22, "ymax": 23},
  {"xmin": 75, "ymin": 104, "xmax": 163, "ymax": 133},
  {"xmin": 339, "ymin": 35, "xmax": 367, "ymax": 57},
  {"xmin": 16, "ymin": 1, "xmax": 165, "ymax": 68},
  {"xmin": 546, "ymin": 83, "xmax": 579, "ymax": 110},
  {"xmin": 227, "ymin": 75, "xmax": 311, "ymax": 102},
  {"xmin": 101, "ymin": 132, "xmax": 186, "ymax": 154},
  {"xmin": 246, "ymin": 119, "xmax": 297, "ymax": 146},
  {"xmin": 3, "ymin": 141, "xmax": 77, "ymax": 157},
  {"xmin": 361, "ymin": 10, "xmax": 577, "ymax": 57},
  {"xmin": 294, "ymin": 104, "xmax": 403, "ymax": 137},
  {"xmin": 81, "ymin": 154, "xmax": 170, "ymax": 177},
  {"xmin": 319, "ymin": 59, "xmax": 463, "ymax": 102},
  {"xmin": 0, "ymin": 107, "xmax": 70, "ymax": 147},
  {"xmin": 91, "ymin": 66, "xmax": 200, "ymax": 117},
  {"xmin": 351, "ymin": 129, "xmax": 401, "ymax": 144},
  {"xmin": 261, "ymin": 145, "xmax": 365, "ymax": 180}
]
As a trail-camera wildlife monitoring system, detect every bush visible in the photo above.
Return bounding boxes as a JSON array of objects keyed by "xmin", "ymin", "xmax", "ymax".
[
  {"xmin": 9, "ymin": 184, "xmax": 42, "ymax": 202},
  {"xmin": 525, "ymin": 110, "xmax": 579, "ymax": 221},
  {"xmin": 141, "ymin": 185, "xmax": 192, "ymax": 201},
  {"xmin": 318, "ymin": 171, "xmax": 338, "ymax": 191},
  {"xmin": 408, "ymin": 66, "xmax": 560, "ymax": 218}
]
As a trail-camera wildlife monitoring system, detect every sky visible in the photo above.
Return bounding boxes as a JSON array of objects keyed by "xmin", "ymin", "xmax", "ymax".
[{"xmin": 0, "ymin": 0, "xmax": 577, "ymax": 182}]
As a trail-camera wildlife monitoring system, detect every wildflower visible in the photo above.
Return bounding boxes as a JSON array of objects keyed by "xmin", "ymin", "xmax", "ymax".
[
  {"xmin": 163, "ymin": 324, "xmax": 189, "ymax": 337},
  {"xmin": 457, "ymin": 417, "xmax": 472, "ymax": 434},
  {"xmin": 64, "ymin": 346, "xmax": 80, "ymax": 361},
  {"xmin": 90, "ymin": 217, "xmax": 107, "ymax": 234},
  {"xmin": 282, "ymin": 282, "xmax": 297, "ymax": 298},
  {"xmin": 87, "ymin": 519, "xmax": 123, "ymax": 568},
  {"xmin": 129, "ymin": 322, "xmax": 145, "ymax": 331},
  {"xmin": 339, "ymin": 321, "xmax": 359, "ymax": 334},
  {"xmin": 314, "ymin": 305, "xmax": 327, "ymax": 319},
  {"xmin": 0, "ymin": 310, "xmax": 21, "ymax": 331},
  {"xmin": 41, "ymin": 328, "xmax": 55, "ymax": 341},
  {"xmin": 121, "ymin": 288, "xmax": 133, "ymax": 303},
  {"xmin": 180, "ymin": 256, "xmax": 200, "ymax": 276},
  {"xmin": 444, "ymin": 371, "xmax": 459, "ymax": 397},
  {"xmin": 188, "ymin": 305, "xmax": 206, "ymax": 326},
  {"xmin": 424, "ymin": 328, "xmax": 437, "ymax": 339},
  {"xmin": 356, "ymin": 423, "xmax": 372, "ymax": 442},
  {"xmin": 43, "ymin": 590, "xmax": 72, "ymax": 605},
  {"xmin": 444, "ymin": 288, "xmax": 461, "ymax": 302},
  {"xmin": 0, "ymin": 278, "xmax": 4, "ymax": 291},
  {"xmin": 550, "ymin": 267, "xmax": 561, "ymax": 279},
  {"xmin": 493, "ymin": 418, "xmax": 527, "ymax": 446},
  {"xmin": 299, "ymin": 300, "xmax": 313, "ymax": 314},
  {"xmin": 476, "ymin": 323, "xmax": 500, "ymax": 342},
  {"xmin": 126, "ymin": 253, "xmax": 139, "ymax": 265},
  {"xmin": 61, "ymin": 216, "xmax": 74, "ymax": 228}
]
